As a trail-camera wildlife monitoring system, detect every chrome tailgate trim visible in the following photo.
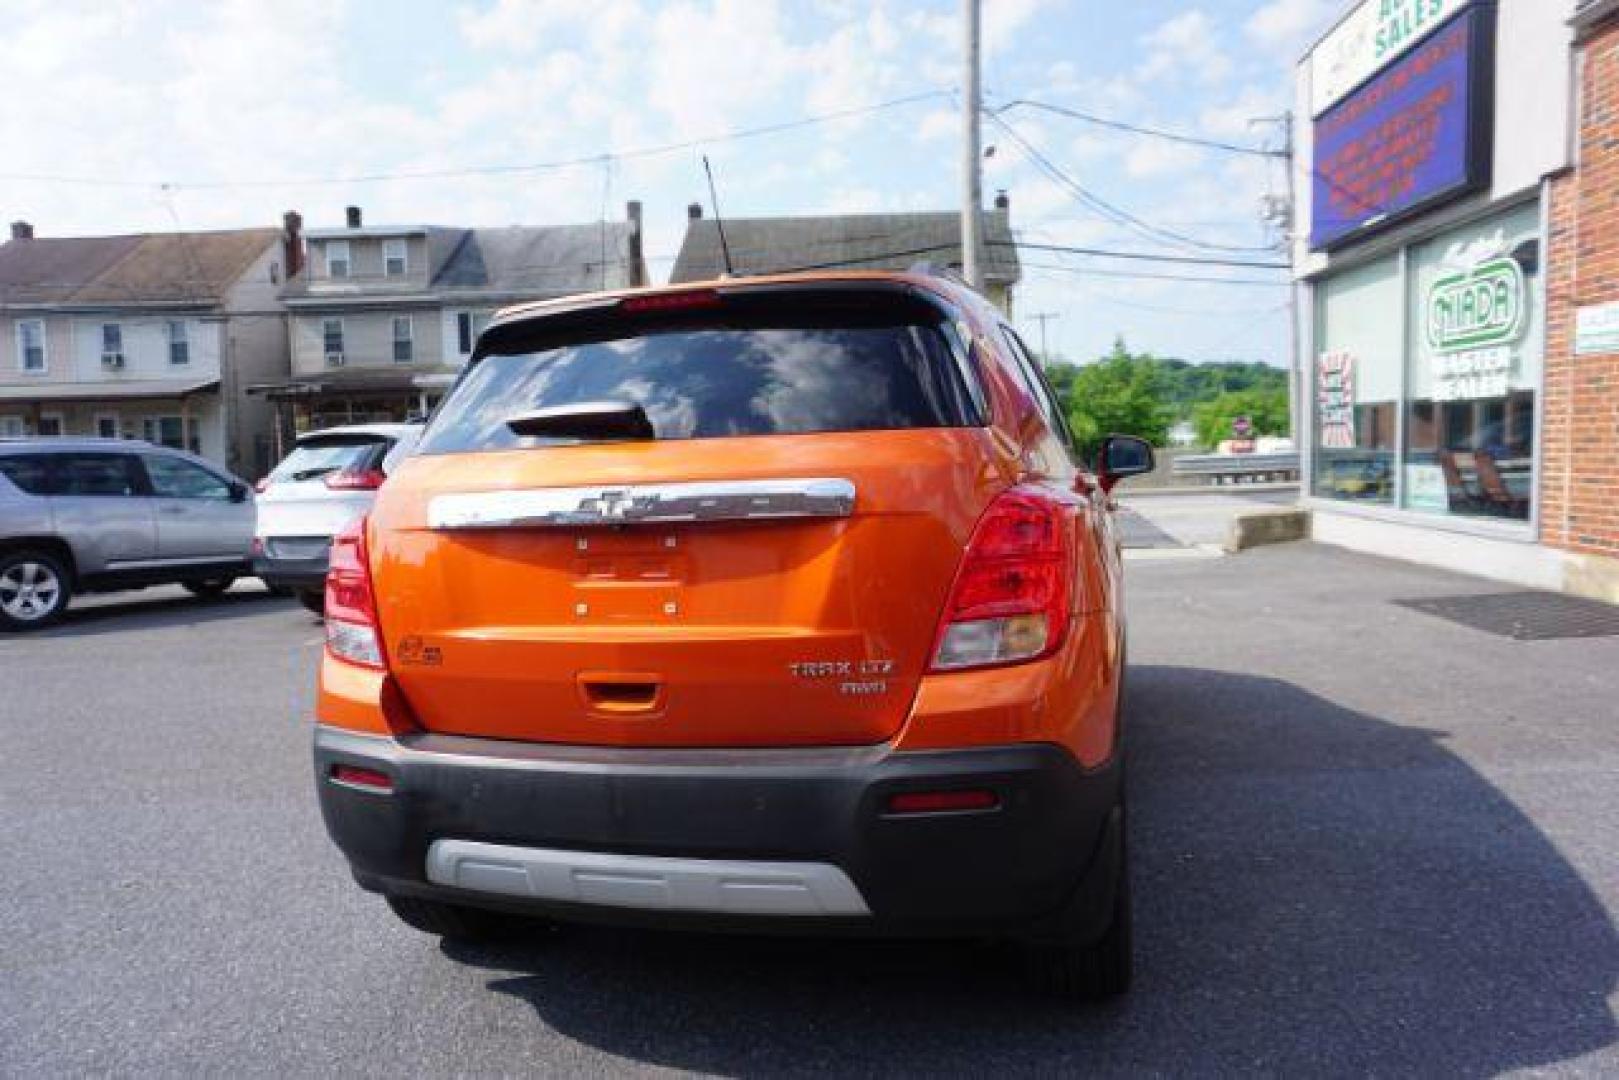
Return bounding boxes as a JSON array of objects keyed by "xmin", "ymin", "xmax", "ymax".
[{"xmin": 428, "ymin": 478, "xmax": 856, "ymax": 529}]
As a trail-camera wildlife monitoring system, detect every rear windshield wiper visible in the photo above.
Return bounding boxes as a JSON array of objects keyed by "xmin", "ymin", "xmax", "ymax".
[
  {"xmin": 505, "ymin": 400, "xmax": 655, "ymax": 442},
  {"xmin": 290, "ymin": 466, "xmax": 342, "ymax": 482}
]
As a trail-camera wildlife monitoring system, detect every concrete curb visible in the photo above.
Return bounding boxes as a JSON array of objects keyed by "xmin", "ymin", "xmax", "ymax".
[{"xmin": 1225, "ymin": 508, "xmax": 1312, "ymax": 553}]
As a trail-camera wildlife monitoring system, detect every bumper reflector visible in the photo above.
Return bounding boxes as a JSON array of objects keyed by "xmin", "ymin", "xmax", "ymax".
[
  {"xmin": 330, "ymin": 764, "xmax": 393, "ymax": 793},
  {"xmin": 886, "ymin": 789, "xmax": 999, "ymax": 815}
]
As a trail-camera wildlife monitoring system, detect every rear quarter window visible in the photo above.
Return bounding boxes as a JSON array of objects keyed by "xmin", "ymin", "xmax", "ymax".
[
  {"xmin": 419, "ymin": 301, "xmax": 981, "ymax": 455},
  {"xmin": 0, "ymin": 455, "xmax": 53, "ymax": 495}
]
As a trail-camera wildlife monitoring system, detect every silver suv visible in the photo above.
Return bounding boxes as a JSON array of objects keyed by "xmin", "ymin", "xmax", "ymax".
[{"xmin": 0, "ymin": 439, "xmax": 255, "ymax": 631}]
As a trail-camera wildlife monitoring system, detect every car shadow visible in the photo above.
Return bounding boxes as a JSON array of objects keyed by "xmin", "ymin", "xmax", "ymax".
[
  {"xmin": 438, "ymin": 665, "xmax": 1618, "ymax": 1075},
  {"xmin": 30, "ymin": 587, "xmax": 300, "ymax": 638}
]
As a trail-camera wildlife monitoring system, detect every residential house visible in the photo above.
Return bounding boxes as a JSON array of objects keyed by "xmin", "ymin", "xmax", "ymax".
[
  {"xmin": 668, "ymin": 194, "xmax": 1021, "ymax": 314},
  {"xmin": 266, "ymin": 203, "xmax": 647, "ymax": 438},
  {"xmin": 0, "ymin": 218, "xmax": 295, "ymax": 477}
]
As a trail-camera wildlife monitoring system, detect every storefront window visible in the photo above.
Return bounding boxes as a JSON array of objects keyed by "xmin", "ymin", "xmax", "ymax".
[
  {"xmin": 1402, "ymin": 203, "xmax": 1540, "ymax": 521},
  {"xmin": 1313, "ymin": 255, "xmax": 1402, "ymax": 505}
]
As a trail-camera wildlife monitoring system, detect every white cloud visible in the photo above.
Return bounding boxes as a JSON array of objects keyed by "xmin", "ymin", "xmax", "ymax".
[
  {"xmin": 1124, "ymin": 140, "xmax": 1203, "ymax": 180},
  {"xmin": 1140, "ymin": 10, "xmax": 1232, "ymax": 85},
  {"xmin": 1245, "ymin": 0, "xmax": 1340, "ymax": 53}
]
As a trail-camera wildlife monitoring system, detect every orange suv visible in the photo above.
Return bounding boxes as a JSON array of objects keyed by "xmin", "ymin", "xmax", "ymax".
[{"xmin": 313, "ymin": 272, "xmax": 1153, "ymax": 997}]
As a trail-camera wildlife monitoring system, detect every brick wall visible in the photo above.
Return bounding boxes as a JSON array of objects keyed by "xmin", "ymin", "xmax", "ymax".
[{"xmin": 1541, "ymin": 15, "xmax": 1619, "ymax": 558}]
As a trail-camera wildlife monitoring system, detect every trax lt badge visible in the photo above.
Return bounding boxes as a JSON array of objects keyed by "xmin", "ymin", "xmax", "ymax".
[{"xmin": 788, "ymin": 658, "xmax": 894, "ymax": 697}]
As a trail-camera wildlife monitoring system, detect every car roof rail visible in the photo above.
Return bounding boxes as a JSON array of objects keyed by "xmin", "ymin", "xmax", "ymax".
[{"xmin": 906, "ymin": 260, "xmax": 970, "ymax": 288}]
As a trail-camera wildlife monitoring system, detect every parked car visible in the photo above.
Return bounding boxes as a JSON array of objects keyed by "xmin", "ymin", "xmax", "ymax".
[
  {"xmin": 0, "ymin": 438, "xmax": 254, "ymax": 631},
  {"xmin": 311, "ymin": 272, "xmax": 1154, "ymax": 998},
  {"xmin": 253, "ymin": 423, "xmax": 420, "ymax": 613}
]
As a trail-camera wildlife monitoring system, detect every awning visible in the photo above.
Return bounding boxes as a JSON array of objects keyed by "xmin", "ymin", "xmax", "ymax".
[
  {"xmin": 247, "ymin": 371, "xmax": 456, "ymax": 397},
  {"xmin": 0, "ymin": 378, "xmax": 219, "ymax": 404}
]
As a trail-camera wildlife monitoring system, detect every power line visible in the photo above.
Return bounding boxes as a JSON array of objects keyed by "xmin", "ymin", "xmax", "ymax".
[
  {"xmin": 1006, "ymin": 240, "xmax": 1287, "ymax": 269},
  {"xmin": 985, "ymin": 111, "xmax": 1281, "ymax": 256},
  {"xmin": 997, "ymin": 99, "xmax": 1286, "ymax": 159},
  {"xmin": 1020, "ymin": 261, "xmax": 1289, "ymax": 286},
  {"xmin": 0, "ymin": 90, "xmax": 952, "ymax": 191}
]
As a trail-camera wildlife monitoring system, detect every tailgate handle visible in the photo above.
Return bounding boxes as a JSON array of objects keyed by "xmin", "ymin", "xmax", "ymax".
[{"xmin": 578, "ymin": 674, "xmax": 664, "ymax": 716}]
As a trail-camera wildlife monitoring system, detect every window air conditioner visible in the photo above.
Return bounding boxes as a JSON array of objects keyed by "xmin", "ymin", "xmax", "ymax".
[
  {"xmin": 325, "ymin": 351, "xmax": 346, "ymax": 367},
  {"xmin": 101, "ymin": 353, "xmax": 125, "ymax": 369}
]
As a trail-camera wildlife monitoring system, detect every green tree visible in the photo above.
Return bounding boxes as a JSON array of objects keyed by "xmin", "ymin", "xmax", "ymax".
[
  {"xmin": 1192, "ymin": 386, "xmax": 1290, "ymax": 448},
  {"xmin": 1063, "ymin": 338, "xmax": 1172, "ymax": 457}
]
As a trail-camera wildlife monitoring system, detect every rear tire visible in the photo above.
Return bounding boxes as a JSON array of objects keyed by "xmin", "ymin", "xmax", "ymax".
[
  {"xmin": 1027, "ymin": 813, "xmax": 1133, "ymax": 1001},
  {"xmin": 384, "ymin": 895, "xmax": 534, "ymax": 942},
  {"xmin": 0, "ymin": 549, "xmax": 72, "ymax": 631},
  {"xmin": 298, "ymin": 590, "xmax": 325, "ymax": 616},
  {"xmin": 182, "ymin": 577, "xmax": 236, "ymax": 598}
]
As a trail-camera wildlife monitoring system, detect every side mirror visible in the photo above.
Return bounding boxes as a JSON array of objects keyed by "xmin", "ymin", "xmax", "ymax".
[
  {"xmin": 229, "ymin": 481, "xmax": 250, "ymax": 503},
  {"xmin": 1096, "ymin": 434, "xmax": 1155, "ymax": 493}
]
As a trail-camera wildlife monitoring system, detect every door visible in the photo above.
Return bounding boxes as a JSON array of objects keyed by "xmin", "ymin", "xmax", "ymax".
[
  {"xmin": 44, "ymin": 453, "xmax": 156, "ymax": 573},
  {"xmin": 140, "ymin": 454, "xmax": 252, "ymax": 562}
]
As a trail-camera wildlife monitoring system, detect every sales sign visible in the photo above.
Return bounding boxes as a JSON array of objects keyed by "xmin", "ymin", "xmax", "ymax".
[
  {"xmin": 1317, "ymin": 352, "xmax": 1357, "ymax": 449},
  {"xmin": 1309, "ymin": 8, "xmax": 1492, "ymax": 250},
  {"xmin": 1311, "ymin": 0, "xmax": 1474, "ymax": 117}
]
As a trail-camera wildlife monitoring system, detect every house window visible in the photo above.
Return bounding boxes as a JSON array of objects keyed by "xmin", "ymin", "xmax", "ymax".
[
  {"xmin": 101, "ymin": 323, "xmax": 124, "ymax": 367},
  {"xmin": 322, "ymin": 319, "xmax": 345, "ymax": 364},
  {"xmin": 37, "ymin": 413, "xmax": 63, "ymax": 438},
  {"xmin": 142, "ymin": 416, "xmax": 186, "ymax": 450},
  {"xmin": 455, "ymin": 311, "xmax": 492, "ymax": 355},
  {"xmin": 0, "ymin": 416, "xmax": 25, "ymax": 438},
  {"xmin": 384, "ymin": 239, "xmax": 408, "ymax": 277},
  {"xmin": 95, "ymin": 413, "xmax": 120, "ymax": 439},
  {"xmin": 326, "ymin": 240, "xmax": 351, "ymax": 279},
  {"xmin": 17, "ymin": 319, "xmax": 46, "ymax": 372},
  {"xmin": 167, "ymin": 321, "xmax": 190, "ymax": 365},
  {"xmin": 392, "ymin": 315, "xmax": 413, "ymax": 362}
]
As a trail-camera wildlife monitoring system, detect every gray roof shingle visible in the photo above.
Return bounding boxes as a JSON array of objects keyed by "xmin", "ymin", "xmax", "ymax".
[
  {"xmin": 0, "ymin": 230, "xmax": 278, "ymax": 307},
  {"xmin": 669, "ymin": 211, "xmax": 1020, "ymax": 284}
]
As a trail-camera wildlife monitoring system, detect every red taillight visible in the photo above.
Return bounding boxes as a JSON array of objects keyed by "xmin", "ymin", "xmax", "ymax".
[
  {"xmin": 886, "ymin": 789, "xmax": 1000, "ymax": 814},
  {"xmin": 324, "ymin": 469, "xmax": 386, "ymax": 491},
  {"xmin": 330, "ymin": 763, "xmax": 393, "ymax": 793},
  {"xmin": 253, "ymin": 478, "xmax": 269, "ymax": 493},
  {"xmin": 325, "ymin": 516, "xmax": 384, "ymax": 668},
  {"xmin": 620, "ymin": 289, "xmax": 722, "ymax": 314},
  {"xmin": 930, "ymin": 486, "xmax": 1074, "ymax": 672}
]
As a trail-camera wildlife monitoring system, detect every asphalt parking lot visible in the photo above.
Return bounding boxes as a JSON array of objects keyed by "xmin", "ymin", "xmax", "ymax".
[{"xmin": 4, "ymin": 542, "xmax": 1618, "ymax": 1076}]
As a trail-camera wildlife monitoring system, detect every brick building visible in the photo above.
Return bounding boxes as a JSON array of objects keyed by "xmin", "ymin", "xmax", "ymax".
[
  {"xmin": 1290, "ymin": 0, "xmax": 1619, "ymax": 602},
  {"xmin": 1541, "ymin": 0, "xmax": 1619, "ymax": 597}
]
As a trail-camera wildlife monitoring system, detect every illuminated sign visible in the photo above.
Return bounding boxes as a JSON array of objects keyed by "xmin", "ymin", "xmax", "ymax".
[
  {"xmin": 1309, "ymin": 8, "xmax": 1492, "ymax": 251},
  {"xmin": 1311, "ymin": 0, "xmax": 1474, "ymax": 116}
]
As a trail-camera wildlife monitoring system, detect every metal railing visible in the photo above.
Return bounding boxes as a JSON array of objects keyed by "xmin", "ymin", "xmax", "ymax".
[{"xmin": 1170, "ymin": 452, "xmax": 1300, "ymax": 484}]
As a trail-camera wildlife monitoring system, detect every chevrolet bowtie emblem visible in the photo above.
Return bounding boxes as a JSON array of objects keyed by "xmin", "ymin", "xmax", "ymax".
[{"xmin": 593, "ymin": 489, "xmax": 637, "ymax": 520}]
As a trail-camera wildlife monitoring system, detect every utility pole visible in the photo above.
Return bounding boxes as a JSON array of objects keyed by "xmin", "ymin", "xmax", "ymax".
[
  {"xmin": 1256, "ymin": 111, "xmax": 1301, "ymax": 446},
  {"xmin": 1028, "ymin": 312, "xmax": 1058, "ymax": 365},
  {"xmin": 961, "ymin": 0, "xmax": 983, "ymax": 289}
]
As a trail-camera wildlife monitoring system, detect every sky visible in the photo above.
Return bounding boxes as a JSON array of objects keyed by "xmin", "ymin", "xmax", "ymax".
[{"xmin": 0, "ymin": 0, "xmax": 1346, "ymax": 367}]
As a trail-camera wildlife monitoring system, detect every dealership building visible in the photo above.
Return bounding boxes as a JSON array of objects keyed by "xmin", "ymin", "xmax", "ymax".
[{"xmin": 1292, "ymin": 0, "xmax": 1619, "ymax": 601}]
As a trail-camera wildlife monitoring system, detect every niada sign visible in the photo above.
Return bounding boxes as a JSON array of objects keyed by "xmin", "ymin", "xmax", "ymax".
[{"xmin": 1427, "ymin": 256, "xmax": 1525, "ymax": 353}]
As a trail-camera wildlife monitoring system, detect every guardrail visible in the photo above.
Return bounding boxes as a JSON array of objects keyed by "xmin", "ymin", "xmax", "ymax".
[{"xmin": 1170, "ymin": 452, "xmax": 1300, "ymax": 485}]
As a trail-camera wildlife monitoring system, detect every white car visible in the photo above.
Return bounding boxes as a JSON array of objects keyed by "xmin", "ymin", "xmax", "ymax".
[{"xmin": 253, "ymin": 423, "xmax": 420, "ymax": 611}]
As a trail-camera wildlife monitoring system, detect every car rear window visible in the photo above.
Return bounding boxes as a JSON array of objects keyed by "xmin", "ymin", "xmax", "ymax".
[
  {"xmin": 418, "ymin": 295, "xmax": 981, "ymax": 455},
  {"xmin": 269, "ymin": 438, "xmax": 389, "ymax": 482}
]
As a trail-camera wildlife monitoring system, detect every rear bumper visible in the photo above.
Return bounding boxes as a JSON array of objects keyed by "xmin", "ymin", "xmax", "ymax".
[
  {"xmin": 314, "ymin": 725, "xmax": 1123, "ymax": 941},
  {"xmin": 253, "ymin": 550, "xmax": 329, "ymax": 590}
]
